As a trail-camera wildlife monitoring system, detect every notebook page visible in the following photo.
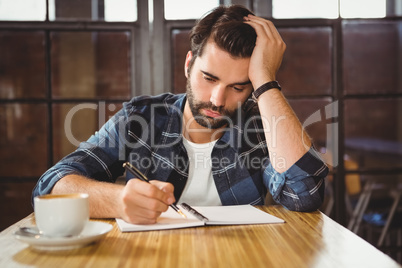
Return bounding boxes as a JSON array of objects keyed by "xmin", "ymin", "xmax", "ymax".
[
  {"xmin": 116, "ymin": 206, "xmax": 204, "ymax": 232},
  {"xmin": 192, "ymin": 205, "xmax": 285, "ymax": 225}
]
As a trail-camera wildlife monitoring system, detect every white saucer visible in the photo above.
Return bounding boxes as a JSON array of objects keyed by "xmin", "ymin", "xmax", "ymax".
[{"xmin": 14, "ymin": 221, "xmax": 113, "ymax": 251}]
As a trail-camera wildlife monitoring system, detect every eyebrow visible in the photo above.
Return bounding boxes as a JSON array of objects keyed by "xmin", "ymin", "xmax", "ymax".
[{"xmin": 201, "ymin": 70, "xmax": 251, "ymax": 86}]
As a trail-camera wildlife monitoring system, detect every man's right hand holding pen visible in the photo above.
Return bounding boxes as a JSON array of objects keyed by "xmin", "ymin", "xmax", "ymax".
[
  {"xmin": 51, "ymin": 172, "xmax": 177, "ymax": 225},
  {"xmin": 118, "ymin": 174, "xmax": 177, "ymax": 225}
]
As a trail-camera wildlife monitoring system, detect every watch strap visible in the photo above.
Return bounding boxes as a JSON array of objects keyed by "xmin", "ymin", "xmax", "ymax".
[{"xmin": 252, "ymin": 81, "xmax": 281, "ymax": 102}]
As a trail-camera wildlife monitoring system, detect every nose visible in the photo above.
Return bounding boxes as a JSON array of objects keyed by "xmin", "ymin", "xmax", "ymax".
[{"xmin": 210, "ymin": 85, "xmax": 226, "ymax": 107}]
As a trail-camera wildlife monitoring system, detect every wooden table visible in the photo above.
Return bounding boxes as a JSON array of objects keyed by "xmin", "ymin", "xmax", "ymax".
[{"xmin": 0, "ymin": 206, "xmax": 400, "ymax": 268}]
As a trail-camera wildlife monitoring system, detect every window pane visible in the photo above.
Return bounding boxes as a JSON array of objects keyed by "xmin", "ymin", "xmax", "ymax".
[
  {"xmin": 0, "ymin": 104, "xmax": 48, "ymax": 177},
  {"xmin": 273, "ymin": 0, "xmax": 338, "ymax": 19},
  {"xmin": 52, "ymin": 102, "xmax": 122, "ymax": 162},
  {"xmin": 343, "ymin": 21, "xmax": 402, "ymax": 95},
  {"xmin": 49, "ymin": 0, "xmax": 137, "ymax": 21},
  {"xmin": 171, "ymin": 29, "xmax": 191, "ymax": 93},
  {"xmin": 0, "ymin": 31, "xmax": 46, "ymax": 99},
  {"xmin": 104, "ymin": 0, "xmax": 137, "ymax": 21},
  {"xmin": 277, "ymin": 27, "xmax": 332, "ymax": 96},
  {"xmin": 164, "ymin": 0, "xmax": 219, "ymax": 20},
  {"xmin": 0, "ymin": 0, "xmax": 46, "ymax": 21},
  {"xmin": 51, "ymin": 31, "xmax": 131, "ymax": 99},
  {"xmin": 340, "ymin": 0, "xmax": 386, "ymax": 18},
  {"xmin": 344, "ymin": 99, "xmax": 402, "ymax": 170}
]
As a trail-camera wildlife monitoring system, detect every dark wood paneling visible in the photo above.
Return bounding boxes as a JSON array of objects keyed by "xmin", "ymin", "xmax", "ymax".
[
  {"xmin": 171, "ymin": 29, "xmax": 191, "ymax": 94},
  {"xmin": 344, "ymin": 98, "xmax": 402, "ymax": 170},
  {"xmin": 0, "ymin": 181, "xmax": 36, "ymax": 231},
  {"xmin": 343, "ymin": 21, "xmax": 401, "ymax": 95},
  {"xmin": 51, "ymin": 31, "xmax": 131, "ymax": 99},
  {"xmin": 278, "ymin": 27, "xmax": 333, "ymax": 96},
  {"xmin": 0, "ymin": 31, "xmax": 46, "ymax": 99},
  {"xmin": 0, "ymin": 104, "xmax": 48, "ymax": 177}
]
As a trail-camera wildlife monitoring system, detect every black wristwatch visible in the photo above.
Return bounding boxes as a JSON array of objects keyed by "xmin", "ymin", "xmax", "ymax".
[{"xmin": 252, "ymin": 81, "xmax": 281, "ymax": 102}]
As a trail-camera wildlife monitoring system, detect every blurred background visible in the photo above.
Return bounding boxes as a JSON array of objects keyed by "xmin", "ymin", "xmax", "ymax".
[{"xmin": 0, "ymin": 0, "xmax": 401, "ymax": 263}]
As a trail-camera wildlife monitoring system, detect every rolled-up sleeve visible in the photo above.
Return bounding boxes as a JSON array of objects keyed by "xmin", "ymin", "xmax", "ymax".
[{"xmin": 263, "ymin": 147, "xmax": 329, "ymax": 212}]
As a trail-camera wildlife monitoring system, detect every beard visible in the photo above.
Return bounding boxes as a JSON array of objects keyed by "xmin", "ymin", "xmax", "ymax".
[{"xmin": 185, "ymin": 78, "xmax": 241, "ymax": 129}]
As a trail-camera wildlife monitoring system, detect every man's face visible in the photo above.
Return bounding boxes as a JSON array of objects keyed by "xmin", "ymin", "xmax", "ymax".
[{"xmin": 185, "ymin": 41, "xmax": 253, "ymax": 129}]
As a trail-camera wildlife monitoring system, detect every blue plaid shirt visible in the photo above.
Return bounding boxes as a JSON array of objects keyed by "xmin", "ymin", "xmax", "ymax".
[{"xmin": 33, "ymin": 93, "xmax": 328, "ymax": 211}]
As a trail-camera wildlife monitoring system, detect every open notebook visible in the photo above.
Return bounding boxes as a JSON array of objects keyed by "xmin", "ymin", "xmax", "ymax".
[{"xmin": 116, "ymin": 204, "xmax": 285, "ymax": 232}]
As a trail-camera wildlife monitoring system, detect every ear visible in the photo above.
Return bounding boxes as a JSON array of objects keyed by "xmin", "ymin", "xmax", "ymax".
[{"xmin": 184, "ymin": 51, "xmax": 193, "ymax": 78}]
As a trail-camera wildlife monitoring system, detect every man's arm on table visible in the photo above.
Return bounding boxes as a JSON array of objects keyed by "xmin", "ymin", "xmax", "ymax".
[
  {"xmin": 33, "ymin": 100, "xmax": 176, "ymax": 224},
  {"xmin": 51, "ymin": 174, "xmax": 176, "ymax": 224}
]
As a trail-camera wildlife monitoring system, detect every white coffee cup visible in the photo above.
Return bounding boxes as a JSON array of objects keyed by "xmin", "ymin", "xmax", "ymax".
[{"xmin": 34, "ymin": 193, "xmax": 89, "ymax": 237}]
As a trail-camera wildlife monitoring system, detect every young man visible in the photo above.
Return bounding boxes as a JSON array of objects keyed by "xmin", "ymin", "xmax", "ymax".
[{"xmin": 33, "ymin": 5, "xmax": 328, "ymax": 224}]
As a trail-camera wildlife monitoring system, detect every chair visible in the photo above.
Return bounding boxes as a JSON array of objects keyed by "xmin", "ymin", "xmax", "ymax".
[
  {"xmin": 348, "ymin": 176, "xmax": 402, "ymax": 248},
  {"xmin": 322, "ymin": 157, "xmax": 401, "ymax": 249}
]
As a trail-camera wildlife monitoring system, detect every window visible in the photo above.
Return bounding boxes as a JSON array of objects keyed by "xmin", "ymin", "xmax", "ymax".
[
  {"xmin": 103, "ymin": 0, "xmax": 137, "ymax": 22},
  {"xmin": 0, "ymin": 2, "xmax": 135, "ymax": 174},
  {"xmin": 272, "ymin": 0, "xmax": 387, "ymax": 19},
  {"xmin": 0, "ymin": 0, "xmax": 137, "ymax": 21},
  {"xmin": 0, "ymin": 0, "xmax": 138, "ymax": 230},
  {"xmin": 273, "ymin": 0, "xmax": 338, "ymax": 19},
  {"xmin": 164, "ymin": 0, "xmax": 219, "ymax": 20},
  {"xmin": 340, "ymin": 0, "xmax": 386, "ymax": 18},
  {"xmin": 0, "ymin": 0, "xmax": 46, "ymax": 21}
]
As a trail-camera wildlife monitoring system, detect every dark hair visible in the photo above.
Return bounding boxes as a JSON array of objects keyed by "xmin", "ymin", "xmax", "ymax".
[{"xmin": 188, "ymin": 5, "xmax": 256, "ymax": 71}]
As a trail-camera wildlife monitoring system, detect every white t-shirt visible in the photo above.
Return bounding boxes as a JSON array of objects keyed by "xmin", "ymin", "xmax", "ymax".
[{"xmin": 178, "ymin": 137, "xmax": 222, "ymax": 206}]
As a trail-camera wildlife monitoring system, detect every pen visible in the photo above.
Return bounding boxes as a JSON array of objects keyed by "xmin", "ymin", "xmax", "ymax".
[
  {"xmin": 123, "ymin": 162, "xmax": 187, "ymax": 219},
  {"xmin": 181, "ymin": 202, "xmax": 209, "ymax": 222}
]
